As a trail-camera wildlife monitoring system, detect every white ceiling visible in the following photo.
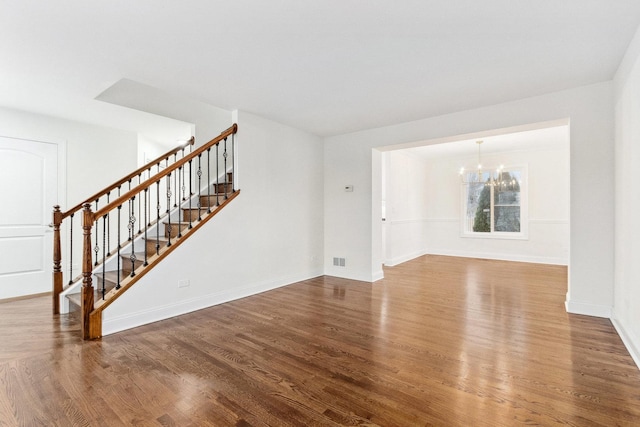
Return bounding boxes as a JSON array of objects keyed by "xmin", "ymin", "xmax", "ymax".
[{"xmin": 1, "ymin": 1, "xmax": 640, "ymax": 137}]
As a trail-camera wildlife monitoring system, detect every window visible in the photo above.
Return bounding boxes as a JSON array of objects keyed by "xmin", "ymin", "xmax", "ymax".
[{"xmin": 461, "ymin": 167, "xmax": 526, "ymax": 238}]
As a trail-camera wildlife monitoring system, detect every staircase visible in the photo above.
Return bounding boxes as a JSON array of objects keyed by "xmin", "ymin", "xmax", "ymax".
[
  {"xmin": 65, "ymin": 172, "xmax": 235, "ymax": 310},
  {"xmin": 53, "ymin": 124, "xmax": 239, "ymax": 339}
]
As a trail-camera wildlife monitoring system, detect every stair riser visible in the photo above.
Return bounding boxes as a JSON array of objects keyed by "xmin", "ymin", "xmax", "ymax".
[
  {"xmin": 199, "ymin": 194, "xmax": 228, "ymax": 208},
  {"xmin": 145, "ymin": 239, "xmax": 165, "ymax": 256},
  {"xmin": 93, "ymin": 272, "xmax": 126, "ymax": 291},
  {"xmin": 165, "ymin": 222, "xmax": 189, "ymax": 238},
  {"xmin": 183, "ymin": 209, "xmax": 200, "ymax": 222},
  {"xmin": 182, "ymin": 206, "xmax": 220, "ymax": 222},
  {"xmin": 212, "ymin": 183, "xmax": 233, "ymax": 193},
  {"xmin": 120, "ymin": 257, "xmax": 145, "ymax": 276}
]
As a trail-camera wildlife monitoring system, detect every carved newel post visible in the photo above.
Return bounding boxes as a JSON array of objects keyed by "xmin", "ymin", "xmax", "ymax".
[
  {"xmin": 52, "ymin": 205, "xmax": 62, "ymax": 314},
  {"xmin": 81, "ymin": 203, "xmax": 95, "ymax": 340}
]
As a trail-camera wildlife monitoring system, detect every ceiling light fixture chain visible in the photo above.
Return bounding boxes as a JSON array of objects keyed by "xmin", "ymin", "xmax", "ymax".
[{"xmin": 459, "ymin": 140, "xmax": 515, "ymax": 189}]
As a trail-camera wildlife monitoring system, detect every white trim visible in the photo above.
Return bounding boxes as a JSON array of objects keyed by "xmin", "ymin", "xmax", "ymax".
[
  {"xmin": 387, "ymin": 219, "xmax": 429, "ymax": 226},
  {"xmin": 529, "ymin": 219, "xmax": 569, "ymax": 224},
  {"xmin": 372, "ymin": 269, "xmax": 384, "ymax": 282},
  {"xmin": 59, "ymin": 276, "xmax": 82, "ymax": 314},
  {"xmin": 423, "ymin": 218, "xmax": 458, "ymax": 223},
  {"xmin": 460, "ymin": 232, "xmax": 528, "ymax": 241},
  {"xmin": 103, "ymin": 269, "xmax": 324, "ymax": 336},
  {"xmin": 324, "ymin": 270, "xmax": 385, "ymax": 283},
  {"xmin": 565, "ymin": 299, "xmax": 612, "ymax": 318},
  {"xmin": 425, "ymin": 248, "xmax": 567, "ymax": 266},
  {"xmin": 611, "ymin": 311, "xmax": 640, "ymax": 371},
  {"xmin": 385, "ymin": 249, "xmax": 429, "ymax": 267},
  {"xmin": 419, "ymin": 218, "xmax": 567, "ymax": 224}
]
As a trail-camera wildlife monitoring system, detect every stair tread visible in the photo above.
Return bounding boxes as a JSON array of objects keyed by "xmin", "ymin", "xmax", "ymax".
[
  {"xmin": 162, "ymin": 220, "xmax": 191, "ymax": 225},
  {"xmin": 94, "ymin": 270, "xmax": 122, "ymax": 282},
  {"xmin": 144, "ymin": 235, "xmax": 170, "ymax": 241},
  {"xmin": 119, "ymin": 251, "xmax": 146, "ymax": 258},
  {"xmin": 182, "ymin": 205, "xmax": 220, "ymax": 211},
  {"xmin": 67, "ymin": 271, "xmax": 121, "ymax": 307}
]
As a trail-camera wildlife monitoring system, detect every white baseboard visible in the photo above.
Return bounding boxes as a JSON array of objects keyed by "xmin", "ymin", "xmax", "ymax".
[
  {"xmin": 611, "ymin": 312, "xmax": 640, "ymax": 371},
  {"xmin": 425, "ymin": 248, "xmax": 568, "ymax": 266},
  {"xmin": 564, "ymin": 299, "xmax": 612, "ymax": 318},
  {"xmin": 371, "ymin": 269, "xmax": 384, "ymax": 282},
  {"xmin": 324, "ymin": 268, "xmax": 383, "ymax": 283},
  {"xmin": 102, "ymin": 269, "xmax": 324, "ymax": 336},
  {"xmin": 384, "ymin": 249, "xmax": 428, "ymax": 267}
]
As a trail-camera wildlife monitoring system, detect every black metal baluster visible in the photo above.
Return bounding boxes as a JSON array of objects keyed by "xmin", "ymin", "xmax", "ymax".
[
  {"xmin": 106, "ymin": 192, "xmax": 111, "ymax": 256},
  {"xmin": 188, "ymin": 159, "xmax": 193, "ymax": 229},
  {"xmin": 174, "ymin": 153, "xmax": 178, "ymax": 207},
  {"xmin": 178, "ymin": 164, "xmax": 182, "ymax": 209},
  {"xmin": 223, "ymin": 137, "xmax": 228, "ymax": 200},
  {"xmin": 94, "ymin": 199, "xmax": 99, "ymax": 265},
  {"xmin": 68, "ymin": 213, "xmax": 74, "ymax": 284},
  {"xmin": 166, "ymin": 174, "xmax": 172, "ymax": 247},
  {"xmin": 116, "ymin": 205, "xmax": 121, "ymax": 290},
  {"xmin": 127, "ymin": 180, "xmax": 132, "ymax": 241},
  {"xmin": 231, "ymin": 132, "xmax": 235, "ymax": 192},
  {"xmin": 129, "ymin": 196, "xmax": 137, "ymax": 277},
  {"xmin": 138, "ymin": 174, "xmax": 142, "ymax": 235},
  {"xmin": 207, "ymin": 147, "xmax": 211, "ymax": 214},
  {"xmin": 156, "ymin": 180, "xmax": 160, "ymax": 255},
  {"xmin": 102, "ymin": 214, "xmax": 107, "ymax": 299},
  {"xmin": 178, "ymin": 167, "xmax": 183, "ymax": 238},
  {"xmin": 166, "ymin": 158, "xmax": 169, "ymax": 212},
  {"xmin": 181, "ymin": 149, "xmax": 186, "ymax": 201},
  {"xmin": 197, "ymin": 154, "xmax": 202, "ymax": 221},
  {"xmin": 144, "ymin": 188, "xmax": 148, "ymax": 266},
  {"xmin": 147, "ymin": 168, "xmax": 152, "ymax": 227},
  {"xmin": 216, "ymin": 143, "xmax": 220, "ymax": 207}
]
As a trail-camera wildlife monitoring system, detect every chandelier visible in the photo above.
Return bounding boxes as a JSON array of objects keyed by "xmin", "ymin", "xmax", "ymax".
[{"xmin": 459, "ymin": 140, "xmax": 517, "ymax": 189}]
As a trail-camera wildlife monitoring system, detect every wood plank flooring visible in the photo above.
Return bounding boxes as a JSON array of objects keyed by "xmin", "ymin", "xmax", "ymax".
[{"xmin": 1, "ymin": 255, "xmax": 639, "ymax": 426}]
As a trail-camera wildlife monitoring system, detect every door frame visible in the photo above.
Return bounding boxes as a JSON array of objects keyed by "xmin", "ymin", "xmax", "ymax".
[{"xmin": 0, "ymin": 131, "xmax": 66, "ymax": 299}]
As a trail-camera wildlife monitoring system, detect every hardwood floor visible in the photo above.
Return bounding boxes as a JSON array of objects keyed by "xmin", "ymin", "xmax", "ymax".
[{"xmin": 1, "ymin": 255, "xmax": 639, "ymax": 426}]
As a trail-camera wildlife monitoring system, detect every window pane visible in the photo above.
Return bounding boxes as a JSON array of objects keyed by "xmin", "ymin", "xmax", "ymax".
[
  {"xmin": 464, "ymin": 172, "xmax": 491, "ymax": 233},
  {"xmin": 494, "ymin": 205, "xmax": 520, "ymax": 232},
  {"xmin": 493, "ymin": 170, "xmax": 521, "ymax": 232}
]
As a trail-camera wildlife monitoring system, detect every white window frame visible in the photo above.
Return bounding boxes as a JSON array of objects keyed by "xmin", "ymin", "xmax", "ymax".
[{"xmin": 460, "ymin": 164, "xmax": 528, "ymax": 240}]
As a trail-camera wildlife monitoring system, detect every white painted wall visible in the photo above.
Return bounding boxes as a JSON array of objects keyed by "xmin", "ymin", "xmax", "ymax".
[
  {"xmin": 383, "ymin": 151, "xmax": 429, "ymax": 266},
  {"xmin": 612, "ymin": 24, "xmax": 640, "ymax": 368},
  {"xmin": 325, "ymin": 82, "xmax": 614, "ymax": 317},
  {"xmin": 0, "ymin": 106, "xmax": 138, "ymax": 209},
  {"xmin": 383, "ymin": 145, "xmax": 569, "ymax": 266},
  {"xmin": 137, "ymin": 134, "xmax": 186, "ymax": 168},
  {"xmin": 102, "ymin": 111, "xmax": 325, "ymax": 334}
]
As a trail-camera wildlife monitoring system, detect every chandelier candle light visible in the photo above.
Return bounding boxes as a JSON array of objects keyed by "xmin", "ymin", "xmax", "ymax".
[{"xmin": 459, "ymin": 140, "xmax": 516, "ymax": 189}]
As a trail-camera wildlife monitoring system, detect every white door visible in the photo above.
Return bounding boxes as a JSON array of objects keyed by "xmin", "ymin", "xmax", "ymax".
[{"xmin": 0, "ymin": 136, "xmax": 58, "ymax": 299}]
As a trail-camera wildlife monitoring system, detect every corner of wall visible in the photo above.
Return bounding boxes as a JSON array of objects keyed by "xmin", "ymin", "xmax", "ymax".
[
  {"xmin": 611, "ymin": 311, "xmax": 640, "ymax": 370},
  {"xmin": 614, "ymin": 23, "xmax": 640, "ymax": 96}
]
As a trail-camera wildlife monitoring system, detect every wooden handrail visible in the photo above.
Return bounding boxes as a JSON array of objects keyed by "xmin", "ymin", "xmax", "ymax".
[
  {"xmin": 61, "ymin": 137, "xmax": 195, "ymax": 220},
  {"xmin": 93, "ymin": 124, "xmax": 237, "ymax": 221}
]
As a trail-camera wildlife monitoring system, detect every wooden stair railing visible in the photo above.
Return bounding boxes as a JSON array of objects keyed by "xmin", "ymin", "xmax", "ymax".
[
  {"xmin": 53, "ymin": 124, "xmax": 239, "ymax": 340},
  {"xmin": 52, "ymin": 137, "xmax": 195, "ymax": 315}
]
